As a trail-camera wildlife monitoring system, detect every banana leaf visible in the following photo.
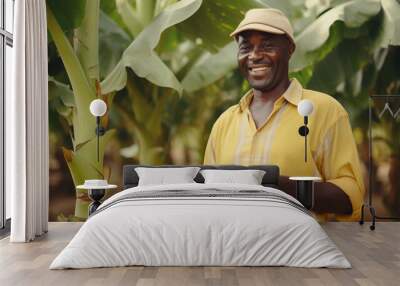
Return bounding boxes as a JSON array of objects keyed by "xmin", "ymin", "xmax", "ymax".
[
  {"xmin": 377, "ymin": 0, "xmax": 400, "ymax": 47},
  {"xmin": 301, "ymin": 0, "xmax": 400, "ymax": 94},
  {"xmin": 307, "ymin": 36, "xmax": 372, "ymax": 94},
  {"xmin": 47, "ymin": 5, "xmax": 96, "ymax": 146},
  {"xmin": 47, "ymin": 0, "xmax": 87, "ymax": 32},
  {"xmin": 75, "ymin": 0, "xmax": 100, "ymax": 83},
  {"xmin": 115, "ymin": 0, "xmax": 144, "ymax": 37},
  {"xmin": 48, "ymin": 77, "xmax": 75, "ymax": 125},
  {"xmin": 177, "ymin": 0, "xmax": 265, "ymax": 51},
  {"xmin": 100, "ymin": 0, "xmax": 203, "ymax": 96},
  {"xmin": 290, "ymin": 0, "xmax": 381, "ymax": 71},
  {"xmin": 182, "ymin": 41, "xmax": 238, "ymax": 92},
  {"xmin": 48, "ymin": 77, "xmax": 75, "ymax": 107},
  {"xmin": 99, "ymin": 11, "xmax": 131, "ymax": 79}
]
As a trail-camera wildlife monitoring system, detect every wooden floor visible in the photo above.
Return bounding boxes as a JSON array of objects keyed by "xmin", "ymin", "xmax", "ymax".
[{"xmin": 0, "ymin": 222, "xmax": 399, "ymax": 286}]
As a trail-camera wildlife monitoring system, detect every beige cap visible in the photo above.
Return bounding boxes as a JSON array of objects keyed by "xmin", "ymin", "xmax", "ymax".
[{"xmin": 230, "ymin": 8, "xmax": 295, "ymax": 46}]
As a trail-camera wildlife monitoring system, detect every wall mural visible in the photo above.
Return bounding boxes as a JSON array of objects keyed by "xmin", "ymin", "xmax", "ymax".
[
  {"xmin": 366, "ymin": 96, "xmax": 400, "ymax": 221},
  {"xmin": 47, "ymin": 0, "xmax": 400, "ymax": 221}
]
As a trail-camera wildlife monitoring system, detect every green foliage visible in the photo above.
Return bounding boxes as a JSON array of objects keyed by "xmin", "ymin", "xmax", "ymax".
[
  {"xmin": 63, "ymin": 130, "xmax": 116, "ymax": 186},
  {"xmin": 116, "ymin": 0, "xmax": 144, "ymax": 37},
  {"xmin": 177, "ymin": 0, "xmax": 265, "ymax": 51},
  {"xmin": 290, "ymin": 0, "xmax": 381, "ymax": 72},
  {"xmin": 307, "ymin": 37, "xmax": 371, "ymax": 95},
  {"xmin": 48, "ymin": 0, "xmax": 400, "ymax": 219},
  {"xmin": 101, "ymin": 0, "xmax": 203, "ymax": 95},
  {"xmin": 48, "ymin": 77, "xmax": 75, "ymax": 107},
  {"xmin": 47, "ymin": 0, "xmax": 87, "ymax": 32},
  {"xmin": 379, "ymin": 0, "xmax": 400, "ymax": 47},
  {"xmin": 99, "ymin": 11, "xmax": 131, "ymax": 79},
  {"xmin": 48, "ymin": 77, "xmax": 75, "ymax": 124},
  {"xmin": 291, "ymin": 0, "xmax": 400, "ymax": 100},
  {"xmin": 47, "ymin": 1, "xmax": 111, "ymax": 218},
  {"xmin": 47, "ymin": 5, "xmax": 96, "ymax": 146},
  {"xmin": 182, "ymin": 41, "xmax": 238, "ymax": 92},
  {"xmin": 75, "ymin": 0, "xmax": 100, "ymax": 83}
]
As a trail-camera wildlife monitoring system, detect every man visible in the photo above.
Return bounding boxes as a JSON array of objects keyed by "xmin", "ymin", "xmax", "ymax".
[{"xmin": 203, "ymin": 8, "xmax": 365, "ymax": 220}]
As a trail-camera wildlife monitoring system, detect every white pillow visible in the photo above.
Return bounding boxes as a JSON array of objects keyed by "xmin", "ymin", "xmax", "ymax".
[
  {"xmin": 135, "ymin": 167, "xmax": 201, "ymax": 186},
  {"xmin": 200, "ymin": 169, "xmax": 266, "ymax": 185}
]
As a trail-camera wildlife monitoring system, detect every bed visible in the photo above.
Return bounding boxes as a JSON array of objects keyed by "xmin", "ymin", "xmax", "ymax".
[{"xmin": 50, "ymin": 165, "xmax": 350, "ymax": 269}]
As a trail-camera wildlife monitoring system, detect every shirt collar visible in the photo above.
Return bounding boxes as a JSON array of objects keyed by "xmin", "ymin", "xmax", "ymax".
[{"xmin": 238, "ymin": 78, "xmax": 303, "ymax": 112}]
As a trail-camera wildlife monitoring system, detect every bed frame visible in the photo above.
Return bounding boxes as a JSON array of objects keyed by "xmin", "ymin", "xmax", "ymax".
[{"xmin": 122, "ymin": 165, "xmax": 280, "ymax": 189}]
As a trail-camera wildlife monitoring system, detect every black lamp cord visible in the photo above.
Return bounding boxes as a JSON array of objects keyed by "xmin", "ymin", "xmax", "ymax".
[
  {"xmin": 96, "ymin": 116, "xmax": 100, "ymax": 162},
  {"xmin": 305, "ymin": 132, "xmax": 307, "ymax": 162},
  {"xmin": 298, "ymin": 116, "xmax": 309, "ymax": 163},
  {"xmin": 304, "ymin": 116, "xmax": 308, "ymax": 162}
]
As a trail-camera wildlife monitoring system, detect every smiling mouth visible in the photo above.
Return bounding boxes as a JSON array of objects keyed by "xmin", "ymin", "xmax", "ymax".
[
  {"xmin": 248, "ymin": 65, "xmax": 272, "ymax": 75},
  {"xmin": 250, "ymin": 67, "xmax": 269, "ymax": 71}
]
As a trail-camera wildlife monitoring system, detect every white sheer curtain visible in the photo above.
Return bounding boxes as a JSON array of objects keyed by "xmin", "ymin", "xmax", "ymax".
[{"xmin": 7, "ymin": 0, "xmax": 49, "ymax": 242}]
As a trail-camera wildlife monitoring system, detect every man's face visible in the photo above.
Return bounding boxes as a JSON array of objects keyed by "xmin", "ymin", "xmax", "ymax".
[{"xmin": 237, "ymin": 30, "xmax": 293, "ymax": 91}]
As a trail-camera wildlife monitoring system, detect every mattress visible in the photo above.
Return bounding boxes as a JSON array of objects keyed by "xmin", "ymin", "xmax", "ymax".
[{"xmin": 50, "ymin": 183, "xmax": 351, "ymax": 269}]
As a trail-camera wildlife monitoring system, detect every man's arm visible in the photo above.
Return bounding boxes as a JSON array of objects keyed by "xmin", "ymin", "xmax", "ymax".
[
  {"xmin": 279, "ymin": 113, "xmax": 364, "ymax": 217},
  {"xmin": 278, "ymin": 176, "xmax": 352, "ymax": 214}
]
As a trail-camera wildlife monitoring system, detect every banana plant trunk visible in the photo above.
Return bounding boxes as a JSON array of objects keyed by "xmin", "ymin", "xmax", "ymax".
[{"xmin": 47, "ymin": 1, "xmax": 113, "ymax": 219}]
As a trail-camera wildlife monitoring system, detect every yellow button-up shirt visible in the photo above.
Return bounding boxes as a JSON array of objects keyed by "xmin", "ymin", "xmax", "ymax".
[{"xmin": 204, "ymin": 78, "xmax": 365, "ymax": 221}]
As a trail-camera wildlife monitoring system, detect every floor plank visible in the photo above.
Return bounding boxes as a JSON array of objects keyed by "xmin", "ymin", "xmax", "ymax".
[{"xmin": 0, "ymin": 222, "xmax": 399, "ymax": 286}]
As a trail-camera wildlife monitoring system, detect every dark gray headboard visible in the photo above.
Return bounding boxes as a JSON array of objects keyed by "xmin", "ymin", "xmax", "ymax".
[{"xmin": 123, "ymin": 165, "xmax": 280, "ymax": 189}]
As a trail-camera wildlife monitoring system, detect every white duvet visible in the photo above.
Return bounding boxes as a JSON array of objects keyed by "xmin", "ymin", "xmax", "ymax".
[{"xmin": 50, "ymin": 183, "xmax": 351, "ymax": 269}]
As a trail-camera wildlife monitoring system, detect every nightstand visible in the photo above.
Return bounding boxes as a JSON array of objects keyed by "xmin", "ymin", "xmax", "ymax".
[
  {"xmin": 289, "ymin": 176, "xmax": 321, "ymax": 210},
  {"xmin": 77, "ymin": 181, "xmax": 117, "ymax": 216}
]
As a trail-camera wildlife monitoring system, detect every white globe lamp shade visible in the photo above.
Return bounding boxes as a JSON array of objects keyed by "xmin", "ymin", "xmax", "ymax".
[
  {"xmin": 90, "ymin": 99, "xmax": 107, "ymax": 117},
  {"xmin": 297, "ymin": 99, "xmax": 314, "ymax": 117}
]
